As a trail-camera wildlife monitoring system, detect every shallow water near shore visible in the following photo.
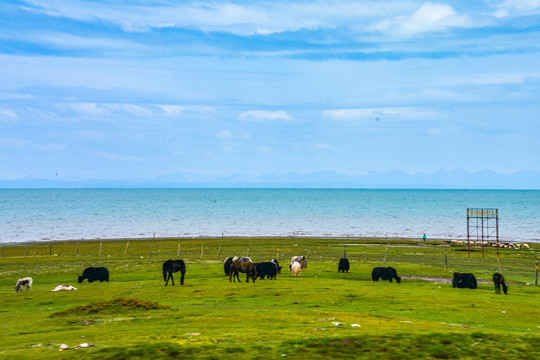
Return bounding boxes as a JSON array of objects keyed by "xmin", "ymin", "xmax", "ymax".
[{"xmin": 1, "ymin": 188, "xmax": 539, "ymax": 243}]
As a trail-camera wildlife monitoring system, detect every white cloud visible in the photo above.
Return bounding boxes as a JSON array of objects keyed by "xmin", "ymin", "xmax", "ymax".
[
  {"xmin": 20, "ymin": 0, "xmax": 414, "ymax": 35},
  {"xmin": 239, "ymin": 110, "xmax": 292, "ymax": 122},
  {"xmin": 0, "ymin": 109, "xmax": 18, "ymax": 122},
  {"xmin": 492, "ymin": 0, "xmax": 540, "ymax": 17},
  {"xmin": 66, "ymin": 103, "xmax": 152, "ymax": 117},
  {"xmin": 158, "ymin": 105, "xmax": 216, "ymax": 116},
  {"xmin": 369, "ymin": 2, "xmax": 472, "ymax": 35},
  {"xmin": 323, "ymin": 107, "xmax": 437, "ymax": 121},
  {"xmin": 316, "ymin": 143, "xmax": 330, "ymax": 149}
]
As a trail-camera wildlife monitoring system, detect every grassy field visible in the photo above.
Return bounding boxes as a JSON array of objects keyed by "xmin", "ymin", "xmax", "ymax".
[{"xmin": 1, "ymin": 237, "xmax": 539, "ymax": 359}]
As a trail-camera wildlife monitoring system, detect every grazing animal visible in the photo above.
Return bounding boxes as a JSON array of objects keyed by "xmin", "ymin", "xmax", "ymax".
[
  {"xmin": 372, "ymin": 267, "xmax": 401, "ymax": 283},
  {"xmin": 291, "ymin": 261, "xmax": 302, "ymax": 277},
  {"xmin": 50, "ymin": 285, "xmax": 78, "ymax": 292},
  {"xmin": 224, "ymin": 257, "xmax": 234, "ymax": 276},
  {"xmin": 493, "ymin": 273, "xmax": 508, "ymax": 294},
  {"xmin": 14, "ymin": 277, "xmax": 33, "ymax": 292},
  {"xmin": 271, "ymin": 259, "xmax": 282, "ymax": 273},
  {"xmin": 338, "ymin": 258, "xmax": 350, "ymax": 273},
  {"xmin": 452, "ymin": 272, "xmax": 477, "ymax": 289},
  {"xmin": 78, "ymin": 267, "xmax": 109, "ymax": 283},
  {"xmin": 163, "ymin": 260, "xmax": 186, "ymax": 286},
  {"xmin": 289, "ymin": 256, "xmax": 307, "ymax": 271},
  {"xmin": 229, "ymin": 260, "xmax": 257, "ymax": 283},
  {"xmin": 255, "ymin": 261, "xmax": 280, "ymax": 280},
  {"xmin": 232, "ymin": 256, "xmax": 252, "ymax": 262}
]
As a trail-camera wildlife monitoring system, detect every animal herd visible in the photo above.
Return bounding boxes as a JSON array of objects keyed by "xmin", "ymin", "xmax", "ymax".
[{"xmin": 13, "ymin": 256, "xmax": 510, "ymax": 295}]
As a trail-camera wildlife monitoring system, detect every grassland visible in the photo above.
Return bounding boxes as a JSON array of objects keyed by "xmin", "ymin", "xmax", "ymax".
[{"xmin": 1, "ymin": 237, "xmax": 539, "ymax": 359}]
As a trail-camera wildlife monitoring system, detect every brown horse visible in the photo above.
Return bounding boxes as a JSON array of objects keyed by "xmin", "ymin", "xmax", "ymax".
[{"xmin": 229, "ymin": 260, "xmax": 257, "ymax": 283}]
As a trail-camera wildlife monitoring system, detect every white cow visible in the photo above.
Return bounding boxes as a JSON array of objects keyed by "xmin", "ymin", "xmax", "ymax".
[
  {"xmin": 50, "ymin": 285, "xmax": 78, "ymax": 292},
  {"xmin": 14, "ymin": 277, "xmax": 33, "ymax": 292},
  {"xmin": 291, "ymin": 261, "xmax": 302, "ymax": 277},
  {"xmin": 289, "ymin": 256, "xmax": 307, "ymax": 270}
]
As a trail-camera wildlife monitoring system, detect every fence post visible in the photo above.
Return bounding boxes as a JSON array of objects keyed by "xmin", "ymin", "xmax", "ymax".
[
  {"xmin": 444, "ymin": 247, "xmax": 448, "ymax": 270},
  {"xmin": 247, "ymin": 249, "xmax": 250, "ymax": 258},
  {"xmin": 344, "ymin": 245, "xmax": 347, "ymax": 258},
  {"xmin": 76, "ymin": 242, "xmax": 79, "ymax": 256},
  {"xmin": 49, "ymin": 243, "xmax": 52, "ymax": 256},
  {"xmin": 24, "ymin": 245, "xmax": 27, "ymax": 256},
  {"xmin": 177, "ymin": 244, "xmax": 181, "ymax": 258},
  {"xmin": 124, "ymin": 241, "xmax": 129, "ymax": 256},
  {"xmin": 200, "ymin": 245, "xmax": 204, "ymax": 260},
  {"xmin": 149, "ymin": 244, "xmax": 153, "ymax": 258},
  {"xmin": 306, "ymin": 247, "xmax": 311, "ymax": 260},
  {"xmin": 362, "ymin": 243, "xmax": 366, "ymax": 261},
  {"xmin": 216, "ymin": 244, "xmax": 222, "ymax": 260},
  {"xmin": 276, "ymin": 248, "xmax": 279, "ymax": 260},
  {"xmin": 2, "ymin": 244, "xmax": 4, "ymax": 258},
  {"xmin": 384, "ymin": 244, "xmax": 389, "ymax": 263},
  {"xmin": 535, "ymin": 261, "xmax": 538, "ymax": 286},
  {"xmin": 99, "ymin": 242, "xmax": 102, "ymax": 256}
]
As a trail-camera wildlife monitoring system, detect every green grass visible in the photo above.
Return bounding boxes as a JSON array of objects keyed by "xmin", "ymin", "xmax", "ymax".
[{"xmin": 0, "ymin": 237, "xmax": 539, "ymax": 359}]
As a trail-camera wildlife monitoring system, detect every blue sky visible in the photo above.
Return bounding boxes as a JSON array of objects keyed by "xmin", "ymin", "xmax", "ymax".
[{"xmin": 1, "ymin": 0, "xmax": 539, "ymax": 180}]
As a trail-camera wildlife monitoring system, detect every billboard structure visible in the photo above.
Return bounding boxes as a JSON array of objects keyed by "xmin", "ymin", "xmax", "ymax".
[{"xmin": 467, "ymin": 208, "xmax": 499, "ymax": 257}]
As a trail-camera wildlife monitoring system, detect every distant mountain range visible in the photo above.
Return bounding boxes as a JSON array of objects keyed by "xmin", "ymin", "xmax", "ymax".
[{"xmin": 1, "ymin": 169, "xmax": 540, "ymax": 189}]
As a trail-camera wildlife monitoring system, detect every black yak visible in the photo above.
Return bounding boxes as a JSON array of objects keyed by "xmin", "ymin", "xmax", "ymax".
[
  {"xmin": 163, "ymin": 259, "xmax": 186, "ymax": 286},
  {"xmin": 372, "ymin": 267, "xmax": 401, "ymax": 283},
  {"xmin": 338, "ymin": 258, "xmax": 350, "ymax": 273},
  {"xmin": 255, "ymin": 261, "xmax": 280, "ymax": 280},
  {"xmin": 78, "ymin": 267, "xmax": 109, "ymax": 283},
  {"xmin": 452, "ymin": 272, "xmax": 477, "ymax": 289},
  {"xmin": 493, "ymin": 272, "xmax": 508, "ymax": 294}
]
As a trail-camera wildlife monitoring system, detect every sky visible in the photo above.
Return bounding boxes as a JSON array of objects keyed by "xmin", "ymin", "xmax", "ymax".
[{"xmin": 0, "ymin": 0, "xmax": 539, "ymax": 181}]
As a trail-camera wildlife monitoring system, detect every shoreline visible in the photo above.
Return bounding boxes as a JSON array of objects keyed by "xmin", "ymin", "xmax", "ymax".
[{"xmin": 1, "ymin": 235, "xmax": 534, "ymax": 246}]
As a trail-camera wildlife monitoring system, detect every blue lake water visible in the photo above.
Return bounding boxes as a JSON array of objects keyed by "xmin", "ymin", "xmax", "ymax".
[{"xmin": 0, "ymin": 189, "xmax": 539, "ymax": 243}]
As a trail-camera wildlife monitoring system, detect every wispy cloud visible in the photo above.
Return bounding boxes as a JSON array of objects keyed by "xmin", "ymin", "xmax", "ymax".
[
  {"xmin": 0, "ymin": 138, "xmax": 31, "ymax": 149},
  {"xmin": 158, "ymin": 105, "xmax": 216, "ymax": 116},
  {"xmin": 20, "ymin": 0, "xmax": 413, "ymax": 35},
  {"xmin": 369, "ymin": 2, "xmax": 472, "ymax": 35},
  {"xmin": 323, "ymin": 107, "xmax": 438, "ymax": 121},
  {"xmin": 65, "ymin": 103, "xmax": 152, "ymax": 117},
  {"xmin": 239, "ymin": 110, "xmax": 292, "ymax": 122},
  {"xmin": 492, "ymin": 0, "xmax": 540, "ymax": 18},
  {"xmin": 0, "ymin": 109, "xmax": 19, "ymax": 122}
]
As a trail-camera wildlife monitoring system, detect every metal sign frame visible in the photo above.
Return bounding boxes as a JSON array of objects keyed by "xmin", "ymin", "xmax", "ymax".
[{"xmin": 467, "ymin": 208, "xmax": 499, "ymax": 257}]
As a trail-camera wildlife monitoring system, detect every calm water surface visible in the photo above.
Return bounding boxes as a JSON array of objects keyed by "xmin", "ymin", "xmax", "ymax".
[{"xmin": 0, "ymin": 189, "xmax": 539, "ymax": 243}]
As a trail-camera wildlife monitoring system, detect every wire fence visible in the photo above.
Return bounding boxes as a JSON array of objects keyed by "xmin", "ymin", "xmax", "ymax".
[{"xmin": 2, "ymin": 239, "xmax": 537, "ymax": 283}]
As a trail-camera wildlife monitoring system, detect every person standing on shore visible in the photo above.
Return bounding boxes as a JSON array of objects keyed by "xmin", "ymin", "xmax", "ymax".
[{"xmin": 423, "ymin": 234, "xmax": 427, "ymax": 242}]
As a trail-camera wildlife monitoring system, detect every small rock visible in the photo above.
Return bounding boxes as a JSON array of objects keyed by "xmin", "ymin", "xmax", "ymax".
[
  {"xmin": 59, "ymin": 344, "xmax": 69, "ymax": 350},
  {"xmin": 351, "ymin": 324, "xmax": 361, "ymax": 327},
  {"xmin": 332, "ymin": 322, "xmax": 344, "ymax": 326}
]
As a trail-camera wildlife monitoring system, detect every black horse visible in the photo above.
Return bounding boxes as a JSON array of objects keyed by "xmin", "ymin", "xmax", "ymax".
[{"xmin": 163, "ymin": 259, "xmax": 186, "ymax": 286}]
